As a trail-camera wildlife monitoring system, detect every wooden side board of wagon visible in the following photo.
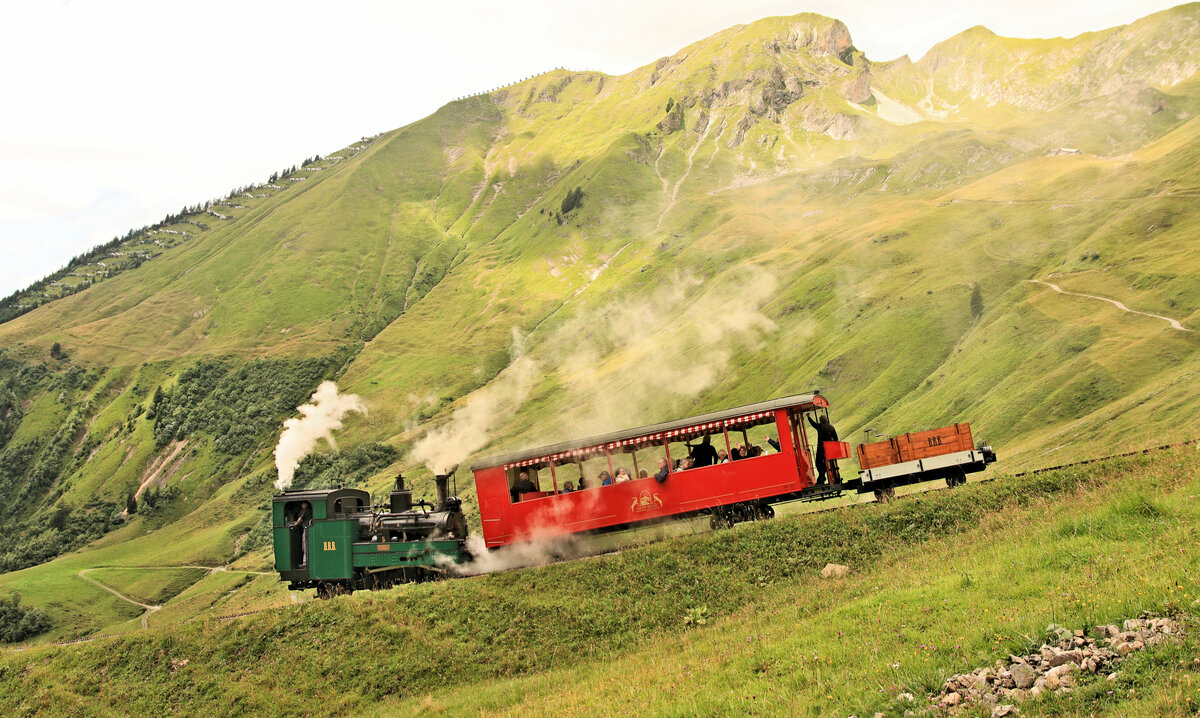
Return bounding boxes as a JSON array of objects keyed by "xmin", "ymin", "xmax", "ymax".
[{"xmin": 853, "ymin": 423, "xmax": 997, "ymax": 501}]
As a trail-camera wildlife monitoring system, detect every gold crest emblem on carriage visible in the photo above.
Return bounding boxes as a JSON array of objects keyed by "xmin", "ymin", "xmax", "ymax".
[{"xmin": 631, "ymin": 490, "xmax": 664, "ymax": 513}]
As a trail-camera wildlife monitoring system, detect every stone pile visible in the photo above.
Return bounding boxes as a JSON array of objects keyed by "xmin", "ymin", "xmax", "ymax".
[{"xmin": 933, "ymin": 613, "xmax": 1187, "ymax": 714}]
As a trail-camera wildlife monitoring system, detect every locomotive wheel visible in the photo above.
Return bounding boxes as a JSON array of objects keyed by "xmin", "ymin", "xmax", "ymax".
[
  {"xmin": 873, "ymin": 485, "xmax": 896, "ymax": 503},
  {"xmin": 316, "ymin": 581, "xmax": 350, "ymax": 600},
  {"xmin": 755, "ymin": 503, "xmax": 776, "ymax": 521}
]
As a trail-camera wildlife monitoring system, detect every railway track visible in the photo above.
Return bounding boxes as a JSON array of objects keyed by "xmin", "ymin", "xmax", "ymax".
[{"xmin": 24, "ymin": 438, "xmax": 1199, "ymax": 645}]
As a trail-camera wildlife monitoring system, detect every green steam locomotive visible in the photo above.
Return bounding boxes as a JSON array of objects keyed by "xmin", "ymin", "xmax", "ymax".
[{"xmin": 273, "ymin": 473, "xmax": 470, "ymax": 598}]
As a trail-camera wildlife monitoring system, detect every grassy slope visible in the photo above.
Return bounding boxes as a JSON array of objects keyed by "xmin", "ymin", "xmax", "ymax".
[
  {"xmin": 1, "ymin": 448, "xmax": 1196, "ymax": 716},
  {"xmin": 0, "ymin": 6, "xmax": 1196, "ymax": 645},
  {"xmin": 384, "ymin": 450, "xmax": 1200, "ymax": 718}
]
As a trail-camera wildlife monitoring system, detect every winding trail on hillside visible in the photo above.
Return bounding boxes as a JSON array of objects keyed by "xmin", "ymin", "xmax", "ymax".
[
  {"xmin": 76, "ymin": 565, "xmax": 275, "ymax": 631},
  {"xmin": 78, "ymin": 569, "xmax": 161, "ymax": 629},
  {"xmin": 1027, "ymin": 279, "xmax": 1190, "ymax": 331}
]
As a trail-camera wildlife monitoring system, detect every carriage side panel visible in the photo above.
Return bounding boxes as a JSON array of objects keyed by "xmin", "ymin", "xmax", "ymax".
[
  {"xmin": 475, "ymin": 466, "xmax": 514, "ymax": 547},
  {"xmin": 492, "ymin": 449, "xmax": 804, "ymax": 546}
]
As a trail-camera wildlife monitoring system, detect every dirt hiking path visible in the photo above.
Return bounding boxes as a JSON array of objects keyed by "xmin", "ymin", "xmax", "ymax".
[{"xmin": 1028, "ymin": 279, "xmax": 1190, "ymax": 331}]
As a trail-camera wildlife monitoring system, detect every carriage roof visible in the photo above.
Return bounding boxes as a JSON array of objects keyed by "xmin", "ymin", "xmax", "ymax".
[{"xmin": 471, "ymin": 392, "xmax": 826, "ymax": 470}]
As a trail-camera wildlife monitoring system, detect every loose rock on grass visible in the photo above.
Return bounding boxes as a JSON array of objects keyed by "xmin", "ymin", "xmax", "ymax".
[
  {"xmin": 820, "ymin": 563, "xmax": 851, "ymax": 578},
  {"xmin": 929, "ymin": 612, "xmax": 1187, "ymax": 714}
]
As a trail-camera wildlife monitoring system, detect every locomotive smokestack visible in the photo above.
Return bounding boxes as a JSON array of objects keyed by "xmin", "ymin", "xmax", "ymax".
[
  {"xmin": 434, "ymin": 474, "xmax": 450, "ymax": 511},
  {"xmin": 433, "ymin": 465, "xmax": 458, "ymax": 512}
]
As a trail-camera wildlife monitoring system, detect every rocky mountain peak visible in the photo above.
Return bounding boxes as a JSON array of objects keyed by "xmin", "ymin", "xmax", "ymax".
[{"xmin": 773, "ymin": 17, "xmax": 853, "ymax": 61}]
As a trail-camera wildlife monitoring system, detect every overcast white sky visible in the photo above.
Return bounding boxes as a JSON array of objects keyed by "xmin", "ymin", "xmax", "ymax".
[{"xmin": 0, "ymin": 0, "xmax": 1185, "ymax": 297}]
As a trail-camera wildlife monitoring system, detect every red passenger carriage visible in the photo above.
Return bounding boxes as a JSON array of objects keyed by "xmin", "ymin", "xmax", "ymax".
[
  {"xmin": 471, "ymin": 393, "xmax": 997, "ymax": 548},
  {"xmin": 470, "ymin": 394, "xmax": 847, "ymax": 548}
]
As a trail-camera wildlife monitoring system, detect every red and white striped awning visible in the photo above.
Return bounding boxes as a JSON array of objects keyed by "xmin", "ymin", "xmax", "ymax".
[
  {"xmin": 499, "ymin": 412, "xmax": 777, "ymax": 468},
  {"xmin": 663, "ymin": 412, "xmax": 774, "ymax": 438}
]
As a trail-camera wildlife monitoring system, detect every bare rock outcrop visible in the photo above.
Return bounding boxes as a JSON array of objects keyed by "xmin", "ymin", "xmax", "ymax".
[{"xmin": 820, "ymin": 563, "xmax": 850, "ymax": 578}]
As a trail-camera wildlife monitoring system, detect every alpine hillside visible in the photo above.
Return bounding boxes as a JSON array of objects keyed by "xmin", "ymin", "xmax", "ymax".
[{"xmin": 0, "ymin": 5, "xmax": 1198, "ymax": 650}]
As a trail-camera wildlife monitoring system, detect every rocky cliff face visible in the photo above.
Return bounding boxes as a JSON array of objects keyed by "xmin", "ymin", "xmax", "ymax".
[{"xmin": 909, "ymin": 5, "xmax": 1200, "ymax": 115}]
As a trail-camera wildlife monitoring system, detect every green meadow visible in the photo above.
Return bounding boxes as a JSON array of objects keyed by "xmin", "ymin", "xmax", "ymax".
[{"xmin": 2, "ymin": 448, "xmax": 1196, "ymax": 716}]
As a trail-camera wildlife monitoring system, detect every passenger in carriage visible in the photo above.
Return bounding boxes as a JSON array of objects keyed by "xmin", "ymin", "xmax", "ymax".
[
  {"xmin": 749, "ymin": 444, "xmax": 763, "ymax": 457},
  {"xmin": 767, "ymin": 436, "xmax": 781, "ymax": 452},
  {"xmin": 717, "ymin": 449, "xmax": 729, "ymax": 463},
  {"xmin": 614, "ymin": 467, "xmax": 632, "ymax": 483},
  {"xmin": 600, "ymin": 470, "xmax": 613, "ymax": 486},
  {"xmin": 638, "ymin": 469, "xmax": 649, "ymax": 479},
  {"xmin": 654, "ymin": 457, "xmax": 670, "ymax": 483},
  {"xmin": 686, "ymin": 435, "xmax": 719, "ymax": 467},
  {"xmin": 561, "ymin": 481, "xmax": 575, "ymax": 493},
  {"xmin": 510, "ymin": 470, "xmax": 536, "ymax": 502}
]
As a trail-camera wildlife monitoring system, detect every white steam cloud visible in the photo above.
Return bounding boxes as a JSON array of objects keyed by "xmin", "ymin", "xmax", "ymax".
[
  {"xmin": 274, "ymin": 381, "xmax": 367, "ymax": 491},
  {"xmin": 539, "ymin": 265, "xmax": 780, "ymax": 441},
  {"xmin": 409, "ymin": 264, "xmax": 780, "ymax": 564},
  {"xmin": 410, "ymin": 328, "xmax": 540, "ymax": 475},
  {"xmin": 442, "ymin": 534, "xmax": 589, "ymax": 577},
  {"xmin": 409, "ymin": 266, "xmax": 779, "ymax": 480}
]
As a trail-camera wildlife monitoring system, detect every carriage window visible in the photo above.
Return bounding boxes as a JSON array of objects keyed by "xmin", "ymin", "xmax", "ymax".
[
  {"xmin": 507, "ymin": 467, "xmax": 540, "ymax": 490},
  {"xmin": 576, "ymin": 456, "xmax": 601, "ymax": 489}
]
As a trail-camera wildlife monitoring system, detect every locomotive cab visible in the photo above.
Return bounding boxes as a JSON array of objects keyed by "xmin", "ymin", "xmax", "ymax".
[{"xmin": 272, "ymin": 488, "xmax": 370, "ymax": 581}]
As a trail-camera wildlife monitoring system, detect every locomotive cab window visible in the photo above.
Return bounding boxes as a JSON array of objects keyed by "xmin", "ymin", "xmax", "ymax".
[
  {"xmin": 332, "ymin": 496, "xmax": 364, "ymax": 515},
  {"xmin": 283, "ymin": 501, "xmax": 313, "ymax": 522}
]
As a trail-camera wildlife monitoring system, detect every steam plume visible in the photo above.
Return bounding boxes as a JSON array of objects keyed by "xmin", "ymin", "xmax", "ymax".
[
  {"xmin": 274, "ymin": 381, "xmax": 367, "ymax": 490},
  {"xmin": 410, "ymin": 329, "xmax": 539, "ymax": 475},
  {"xmin": 442, "ymin": 534, "xmax": 588, "ymax": 577},
  {"xmin": 542, "ymin": 265, "xmax": 779, "ymax": 439}
]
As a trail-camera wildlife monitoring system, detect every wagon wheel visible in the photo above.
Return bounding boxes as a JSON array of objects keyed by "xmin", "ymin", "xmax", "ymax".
[
  {"xmin": 945, "ymin": 470, "xmax": 967, "ymax": 488},
  {"xmin": 873, "ymin": 485, "xmax": 896, "ymax": 503},
  {"xmin": 709, "ymin": 509, "xmax": 734, "ymax": 530}
]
